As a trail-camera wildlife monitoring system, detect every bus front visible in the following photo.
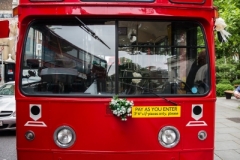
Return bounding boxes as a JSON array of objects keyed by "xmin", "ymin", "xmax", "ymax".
[{"xmin": 15, "ymin": 0, "xmax": 216, "ymax": 159}]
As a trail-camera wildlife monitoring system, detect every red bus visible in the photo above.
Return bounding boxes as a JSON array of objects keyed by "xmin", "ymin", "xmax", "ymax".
[{"xmin": 2, "ymin": 0, "xmax": 218, "ymax": 159}]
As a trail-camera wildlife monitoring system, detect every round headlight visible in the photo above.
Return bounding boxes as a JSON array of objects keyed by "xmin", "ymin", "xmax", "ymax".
[
  {"xmin": 158, "ymin": 126, "xmax": 180, "ymax": 148},
  {"xmin": 54, "ymin": 126, "xmax": 76, "ymax": 148}
]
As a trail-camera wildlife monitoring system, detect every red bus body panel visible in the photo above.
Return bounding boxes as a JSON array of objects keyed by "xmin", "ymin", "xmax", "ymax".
[
  {"xmin": 16, "ymin": 98, "xmax": 215, "ymax": 160},
  {"xmin": 15, "ymin": 0, "xmax": 216, "ymax": 160}
]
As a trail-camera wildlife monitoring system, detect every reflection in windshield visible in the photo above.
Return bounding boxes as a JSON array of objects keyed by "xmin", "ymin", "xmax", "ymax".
[
  {"xmin": 0, "ymin": 84, "xmax": 14, "ymax": 95},
  {"xmin": 75, "ymin": 17, "xmax": 111, "ymax": 49},
  {"xmin": 21, "ymin": 20, "xmax": 208, "ymax": 96}
]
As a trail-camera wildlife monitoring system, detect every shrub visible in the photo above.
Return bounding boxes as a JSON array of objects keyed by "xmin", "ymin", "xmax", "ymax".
[
  {"xmin": 216, "ymin": 83, "xmax": 234, "ymax": 97},
  {"xmin": 232, "ymin": 79, "xmax": 240, "ymax": 85},
  {"xmin": 216, "ymin": 58, "xmax": 238, "ymax": 83},
  {"xmin": 219, "ymin": 79, "xmax": 231, "ymax": 84}
]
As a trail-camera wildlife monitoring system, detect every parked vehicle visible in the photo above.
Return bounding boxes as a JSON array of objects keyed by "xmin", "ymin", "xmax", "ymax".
[{"xmin": 0, "ymin": 81, "xmax": 16, "ymax": 131}]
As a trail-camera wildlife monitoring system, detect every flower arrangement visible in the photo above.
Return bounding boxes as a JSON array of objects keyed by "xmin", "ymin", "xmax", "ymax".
[{"xmin": 109, "ymin": 95, "xmax": 134, "ymax": 121}]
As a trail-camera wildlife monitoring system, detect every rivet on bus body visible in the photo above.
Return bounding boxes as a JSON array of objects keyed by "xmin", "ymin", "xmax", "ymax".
[
  {"xmin": 25, "ymin": 130, "xmax": 35, "ymax": 141},
  {"xmin": 198, "ymin": 130, "xmax": 207, "ymax": 140}
]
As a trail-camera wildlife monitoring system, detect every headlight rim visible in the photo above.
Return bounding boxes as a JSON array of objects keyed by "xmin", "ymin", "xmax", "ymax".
[
  {"xmin": 53, "ymin": 125, "xmax": 76, "ymax": 148},
  {"xmin": 158, "ymin": 126, "xmax": 180, "ymax": 148}
]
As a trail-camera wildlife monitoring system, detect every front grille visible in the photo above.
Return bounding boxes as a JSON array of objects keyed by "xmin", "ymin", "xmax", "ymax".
[
  {"xmin": 0, "ymin": 124, "xmax": 8, "ymax": 129},
  {"xmin": 0, "ymin": 111, "xmax": 13, "ymax": 117},
  {"xmin": 10, "ymin": 124, "xmax": 16, "ymax": 128}
]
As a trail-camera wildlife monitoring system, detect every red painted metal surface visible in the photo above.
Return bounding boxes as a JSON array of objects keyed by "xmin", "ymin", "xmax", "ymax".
[
  {"xmin": 0, "ymin": 20, "xmax": 9, "ymax": 38},
  {"xmin": 16, "ymin": 98, "xmax": 215, "ymax": 160},
  {"xmin": 15, "ymin": 0, "xmax": 216, "ymax": 160}
]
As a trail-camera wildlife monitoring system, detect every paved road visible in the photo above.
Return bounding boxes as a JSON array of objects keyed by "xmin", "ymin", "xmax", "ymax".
[
  {"xmin": 214, "ymin": 97, "xmax": 240, "ymax": 160},
  {"xmin": 0, "ymin": 130, "xmax": 16, "ymax": 160}
]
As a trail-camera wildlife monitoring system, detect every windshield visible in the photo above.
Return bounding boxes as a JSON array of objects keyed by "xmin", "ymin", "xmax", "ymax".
[
  {"xmin": 0, "ymin": 84, "xmax": 15, "ymax": 95},
  {"xmin": 20, "ymin": 19, "xmax": 209, "ymax": 96}
]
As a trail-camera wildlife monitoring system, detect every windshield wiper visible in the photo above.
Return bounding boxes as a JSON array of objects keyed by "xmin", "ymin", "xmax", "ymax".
[
  {"xmin": 120, "ymin": 82, "xmax": 178, "ymax": 106},
  {"xmin": 75, "ymin": 17, "xmax": 110, "ymax": 49}
]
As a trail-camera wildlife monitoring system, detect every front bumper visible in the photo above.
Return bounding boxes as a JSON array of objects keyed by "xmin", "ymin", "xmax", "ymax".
[
  {"xmin": 17, "ymin": 150, "xmax": 214, "ymax": 160},
  {"xmin": 0, "ymin": 116, "xmax": 16, "ymax": 130}
]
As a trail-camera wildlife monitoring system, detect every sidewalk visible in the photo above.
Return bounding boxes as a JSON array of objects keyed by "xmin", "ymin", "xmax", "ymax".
[{"xmin": 215, "ymin": 97, "xmax": 240, "ymax": 160}]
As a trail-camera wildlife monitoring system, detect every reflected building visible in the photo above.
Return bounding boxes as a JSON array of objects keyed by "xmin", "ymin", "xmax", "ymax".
[{"xmin": 0, "ymin": 0, "xmax": 19, "ymax": 83}]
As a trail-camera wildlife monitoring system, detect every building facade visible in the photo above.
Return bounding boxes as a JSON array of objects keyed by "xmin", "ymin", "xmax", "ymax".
[{"xmin": 0, "ymin": 0, "xmax": 18, "ymax": 83}]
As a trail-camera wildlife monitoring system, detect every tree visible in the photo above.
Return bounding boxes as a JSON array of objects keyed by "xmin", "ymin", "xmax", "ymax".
[
  {"xmin": 214, "ymin": 0, "xmax": 240, "ymax": 58},
  {"xmin": 216, "ymin": 57, "xmax": 240, "ymax": 83}
]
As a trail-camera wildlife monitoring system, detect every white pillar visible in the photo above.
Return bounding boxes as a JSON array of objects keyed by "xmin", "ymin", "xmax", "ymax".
[{"xmin": 0, "ymin": 50, "xmax": 4, "ymax": 85}]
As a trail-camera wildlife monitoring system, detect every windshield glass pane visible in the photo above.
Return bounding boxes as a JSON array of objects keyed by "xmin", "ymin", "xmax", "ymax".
[
  {"xmin": 118, "ymin": 21, "xmax": 208, "ymax": 95},
  {"xmin": 21, "ymin": 19, "xmax": 115, "ymax": 95},
  {"xmin": 0, "ymin": 84, "xmax": 15, "ymax": 95},
  {"xmin": 20, "ymin": 19, "xmax": 208, "ymax": 96}
]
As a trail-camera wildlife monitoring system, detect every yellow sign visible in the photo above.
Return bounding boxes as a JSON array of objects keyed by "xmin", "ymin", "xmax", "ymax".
[{"xmin": 132, "ymin": 106, "xmax": 181, "ymax": 118}]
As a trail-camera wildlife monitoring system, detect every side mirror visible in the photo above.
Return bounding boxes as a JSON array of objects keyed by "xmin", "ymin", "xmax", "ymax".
[{"xmin": 0, "ymin": 20, "xmax": 10, "ymax": 38}]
